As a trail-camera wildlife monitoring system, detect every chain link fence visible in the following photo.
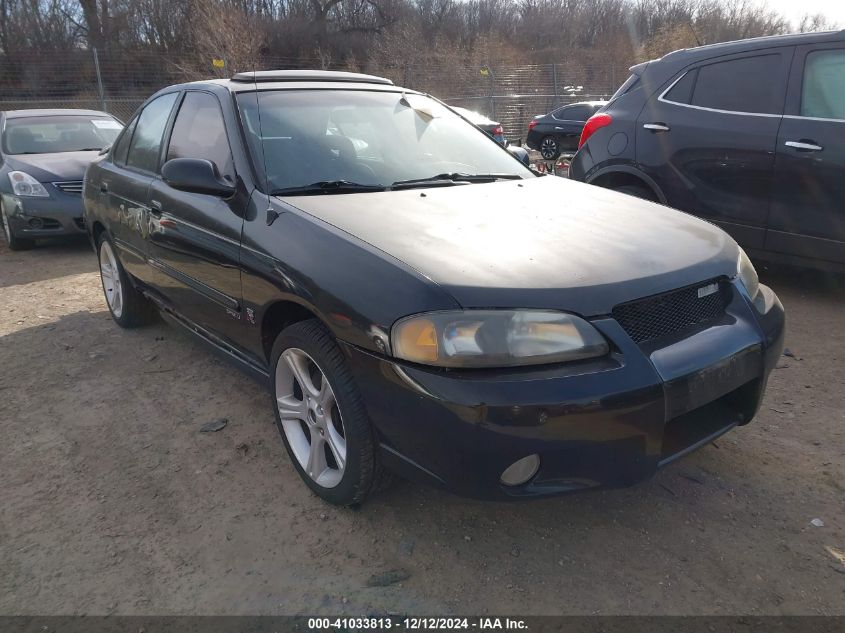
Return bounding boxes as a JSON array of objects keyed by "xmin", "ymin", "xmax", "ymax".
[{"xmin": 0, "ymin": 49, "xmax": 624, "ymax": 141}]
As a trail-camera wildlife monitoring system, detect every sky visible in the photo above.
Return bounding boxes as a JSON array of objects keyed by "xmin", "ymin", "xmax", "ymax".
[{"xmin": 760, "ymin": 0, "xmax": 845, "ymax": 28}]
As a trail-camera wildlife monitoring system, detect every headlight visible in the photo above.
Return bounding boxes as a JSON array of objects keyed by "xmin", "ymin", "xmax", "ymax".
[
  {"xmin": 8, "ymin": 171, "xmax": 49, "ymax": 197},
  {"xmin": 737, "ymin": 249, "xmax": 765, "ymax": 312},
  {"xmin": 391, "ymin": 310, "xmax": 609, "ymax": 368}
]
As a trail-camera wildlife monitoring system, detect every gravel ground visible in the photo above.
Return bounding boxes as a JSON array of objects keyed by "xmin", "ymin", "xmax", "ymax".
[{"xmin": 1, "ymin": 238, "xmax": 843, "ymax": 616}]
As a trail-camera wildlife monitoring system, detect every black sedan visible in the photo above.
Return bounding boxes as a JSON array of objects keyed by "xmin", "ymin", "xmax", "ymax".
[
  {"xmin": 527, "ymin": 101, "xmax": 605, "ymax": 160},
  {"xmin": 83, "ymin": 71, "xmax": 784, "ymax": 506},
  {"xmin": 1, "ymin": 109, "xmax": 123, "ymax": 250}
]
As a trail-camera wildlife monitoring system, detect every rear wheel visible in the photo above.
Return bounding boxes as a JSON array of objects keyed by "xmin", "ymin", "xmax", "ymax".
[
  {"xmin": 1, "ymin": 200, "xmax": 35, "ymax": 250},
  {"xmin": 540, "ymin": 136, "xmax": 561, "ymax": 160},
  {"xmin": 609, "ymin": 184, "xmax": 657, "ymax": 202},
  {"xmin": 271, "ymin": 319, "xmax": 390, "ymax": 505},
  {"xmin": 98, "ymin": 234, "xmax": 156, "ymax": 328}
]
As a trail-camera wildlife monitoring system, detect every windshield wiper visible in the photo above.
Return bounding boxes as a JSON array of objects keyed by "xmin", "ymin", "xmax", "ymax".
[
  {"xmin": 270, "ymin": 180, "xmax": 387, "ymax": 196},
  {"xmin": 390, "ymin": 172, "xmax": 523, "ymax": 190}
]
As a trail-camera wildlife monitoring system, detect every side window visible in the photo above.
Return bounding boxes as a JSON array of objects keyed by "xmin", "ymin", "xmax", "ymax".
[
  {"xmin": 690, "ymin": 54, "xmax": 784, "ymax": 114},
  {"xmin": 554, "ymin": 105, "xmax": 590, "ymax": 121},
  {"xmin": 801, "ymin": 49, "xmax": 845, "ymax": 120},
  {"xmin": 112, "ymin": 116, "xmax": 137, "ymax": 165},
  {"xmin": 126, "ymin": 92, "xmax": 178, "ymax": 172},
  {"xmin": 167, "ymin": 92, "xmax": 235, "ymax": 181},
  {"xmin": 663, "ymin": 69, "xmax": 698, "ymax": 105}
]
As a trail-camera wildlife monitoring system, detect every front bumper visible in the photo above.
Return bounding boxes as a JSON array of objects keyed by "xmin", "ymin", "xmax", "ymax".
[
  {"xmin": 1, "ymin": 192, "xmax": 86, "ymax": 238},
  {"xmin": 343, "ymin": 281, "xmax": 785, "ymax": 500}
]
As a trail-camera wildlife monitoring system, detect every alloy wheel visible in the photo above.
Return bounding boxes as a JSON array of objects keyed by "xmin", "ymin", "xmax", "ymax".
[
  {"xmin": 540, "ymin": 137, "xmax": 559, "ymax": 160},
  {"xmin": 99, "ymin": 240, "xmax": 124, "ymax": 318},
  {"xmin": 275, "ymin": 347, "xmax": 347, "ymax": 488}
]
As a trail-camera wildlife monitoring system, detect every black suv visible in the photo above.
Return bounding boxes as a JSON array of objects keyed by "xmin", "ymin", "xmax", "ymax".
[
  {"xmin": 83, "ymin": 70, "xmax": 784, "ymax": 506},
  {"xmin": 570, "ymin": 30, "xmax": 845, "ymax": 272}
]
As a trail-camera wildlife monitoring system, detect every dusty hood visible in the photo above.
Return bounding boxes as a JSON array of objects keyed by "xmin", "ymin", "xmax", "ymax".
[
  {"xmin": 5, "ymin": 151, "xmax": 99, "ymax": 182},
  {"xmin": 282, "ymin": 176, "xmax": 740, "ymax": 316}
]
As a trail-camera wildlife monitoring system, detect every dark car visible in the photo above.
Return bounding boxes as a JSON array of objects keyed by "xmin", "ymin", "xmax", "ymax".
[
  {"xmin": 571, "ymin": 30, "xmax": 845, "ymax": 272},
  {"xmin": 83, "ymin": 70, "xmax": 784, "ymax": 506},
  {"xmin": 527, "ymin": 101, "xmax": 606, "ymax": 160},
  {"xmin": 0, "ymin": 109, "xmax": 123, "ymax": 250},
  {"xmin": 452, "ymin": 106, "xmax": 507, "ymax": 144}
]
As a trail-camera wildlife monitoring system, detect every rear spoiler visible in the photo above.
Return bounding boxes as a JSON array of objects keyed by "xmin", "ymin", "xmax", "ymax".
[{"xmin": 629, "ymin": 61, "xmax": 650, "ymax": 76}]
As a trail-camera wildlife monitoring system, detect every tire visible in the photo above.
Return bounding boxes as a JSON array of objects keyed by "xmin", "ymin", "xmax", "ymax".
[
  {"xmin": 539, "ymin": 136, "xmax": 561, "ymax": 160},
  {"xmin": 610, "ymin": 184, "xmax": 657, "ymax": 201},
  {"xmin": 271, "ymin": 319, "xmax": 390, "ymax": 506},
  {"xmin": 1, "ymin": 200, "xmax": 35, "ymax": 251},
  {"xmin": 97, "ymin": 233, "xmax": 156, "ymax": 328}
]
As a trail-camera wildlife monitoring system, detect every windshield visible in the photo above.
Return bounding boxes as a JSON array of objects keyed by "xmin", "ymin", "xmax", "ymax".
[
  {"xmin": 237, "ymin": 90, "xmax": 531, "ymax": 193},
  {"xmin": 2, "ymin": 115, "xmax": 123, "ymax": 155}
]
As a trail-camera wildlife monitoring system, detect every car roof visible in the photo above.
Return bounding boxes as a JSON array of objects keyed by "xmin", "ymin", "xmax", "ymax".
[
  {"xmin": 230, "ymin": 70, "xmax": 393, "ymax": 85},
  {"xmin": 653, "ymin": 29, "xmax": 845, "ymax": 66},
  {"xmin": 2, "ymin": 108, "xmax": 114, "ymax": 119},
  {"xmin": 156, "ymin": 70, "xmax": 412, "ymax": 97}
]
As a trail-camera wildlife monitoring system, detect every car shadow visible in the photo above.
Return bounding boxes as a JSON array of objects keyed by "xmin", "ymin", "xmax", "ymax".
[
  {"xmin": 3, "ymin": 308, "xmax": 841, "ymax": 614},
  {"xmin": 757, "ymin": 261, "xmax": 845, "ymax": 300},
  {"xmin": 0, "ymin": 237, "xmax": 95, "ymax": 288}
]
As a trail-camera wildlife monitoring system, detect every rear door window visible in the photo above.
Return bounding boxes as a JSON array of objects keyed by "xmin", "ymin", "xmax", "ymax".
[
  {"xmin": 553, "ymin": 105, "xmax": 591, "ymax": 121},
  {"xmin": 167, "ymin": 92, "xmax": 234, "ymax": 181},
  {"xmin": 113, "ymin": 117, "xmax": 137, "ymax": 165},
  {"xmin": 801, "ymin": 49, "xmax": 845, "ymax": 120},
  {"xmin": 126, "ymin": 92, "xmax": 178, "ymax": 173},
  {"xmin": 689, "ymin": 54, "xmax": 786, "ymax": 114}
]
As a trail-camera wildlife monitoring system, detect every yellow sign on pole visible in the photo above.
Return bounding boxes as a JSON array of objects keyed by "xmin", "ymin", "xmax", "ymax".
[{"xmin": 212, "ymin": 59, "xmax": 225, "ymax": 69}]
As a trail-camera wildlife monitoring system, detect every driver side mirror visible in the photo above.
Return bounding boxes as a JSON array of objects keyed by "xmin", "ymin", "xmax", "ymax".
[{"xmin": 161, "ymin": 158, "xmax": 235, "ymax": 197}]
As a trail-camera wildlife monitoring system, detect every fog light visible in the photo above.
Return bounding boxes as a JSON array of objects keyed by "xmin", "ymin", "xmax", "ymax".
[
  {"xmin": 500, "ymin": 454, "xmax": 540, "ymax": 486},
  {"xmin": 27, "ymin": 217, "xmax": 43, "ymax": 229}
]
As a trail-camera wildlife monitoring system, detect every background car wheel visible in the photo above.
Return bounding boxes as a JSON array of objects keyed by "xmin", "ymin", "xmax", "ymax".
[
  {"xmin": 540, "ymin": 136, "xmax": 561, "ymax": 160},
  {"xmin": 1, "ymin": 200, "xmax": 35, "ymax": 251},
  {"xmin": 610, "ymin": 184, "xmax": 657, "ymax": 201},
  {"xmin": 271, "ymin": 319, "xmax": 390, "ymax": 506},
  {"xmin": 97, "ymin": 234, "xmax": 156, "ymax": 328}
]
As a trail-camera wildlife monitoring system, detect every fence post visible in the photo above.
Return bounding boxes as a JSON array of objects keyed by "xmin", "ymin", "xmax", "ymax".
[
  {"xmin": 489, "ymin": 67, "xmax": 495, "ymax": 120},
  {"xmin": 552, "ymin": 63, "xmax": 559, "ymax": 108},
  {"xmin": 92, "ymin": 47, "xmax": 107, "ymax": 112}
]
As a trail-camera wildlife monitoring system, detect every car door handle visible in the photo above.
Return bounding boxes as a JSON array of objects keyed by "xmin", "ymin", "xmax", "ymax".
[
  {"xmin": 643, "ymin": 123, "xmax": 671, "ymax": 132},
  {"xmin": 785, "ymin": 140, "xmax": 823, "ymax": 152},
  {"xmin": 149, "ymin": 199, "xmax": 163, "ymax": 215},
  {"xmin": 99, "ymin": 183, "xmax": 109, "ymax": 193}
]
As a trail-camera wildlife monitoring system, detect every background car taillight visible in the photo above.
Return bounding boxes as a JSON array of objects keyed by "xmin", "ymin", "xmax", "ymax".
[
  {"xmin": 528, "ymin": 120, "xmax": 537, "ymax": 131},
  {"xmin": 578, "ymin": 113, "xmax": 613, "ymax": 149},
  {"xmin": 492, "ymin": 125, "xmax": 504, "ymax": 136}
]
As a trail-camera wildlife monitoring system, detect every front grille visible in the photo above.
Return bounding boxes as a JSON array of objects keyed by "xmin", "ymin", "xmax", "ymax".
[
  {"xmin": 612, "ymin": 278, "xmax": 729, "ymax": 344},
  {"xmin": 53, "ymin": 181, "xmax": 84, "ymax": 195}
]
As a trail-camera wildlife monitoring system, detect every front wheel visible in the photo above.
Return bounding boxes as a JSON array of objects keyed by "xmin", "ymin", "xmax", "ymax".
[
  {"xmin": 540, "ymin": 136, "xmax": 561, "ymax": 160},
  {"xmin": 98, "ymin": 234, "xmax": 156, "ymax": 328},
  {"xmin": 271, "ymin": 319, "xmax": 390, "ymax": 505},
  {"xmin": 1, "ymin": 200, "xmax": 35, "ymax": 250}
]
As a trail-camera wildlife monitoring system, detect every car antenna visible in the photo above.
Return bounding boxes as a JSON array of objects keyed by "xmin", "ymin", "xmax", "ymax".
[{"xmin": 252, "ymin": 64, "xmax": 280, "ymax": 226}]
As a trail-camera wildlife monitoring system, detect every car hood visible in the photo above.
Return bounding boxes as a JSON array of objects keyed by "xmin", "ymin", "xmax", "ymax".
[
  {"xmin": 282, "ymin": 177, "xmax": 740, "ymax": 316},
  {"xmin": 4, "ymin": 151, "xmax": 99, "ymax": 182}
]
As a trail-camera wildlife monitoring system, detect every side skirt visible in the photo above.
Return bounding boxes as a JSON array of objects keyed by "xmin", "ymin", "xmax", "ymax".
[{"xmin": 142, "ymin": 289, "xmax": 271, "ymax": 387}]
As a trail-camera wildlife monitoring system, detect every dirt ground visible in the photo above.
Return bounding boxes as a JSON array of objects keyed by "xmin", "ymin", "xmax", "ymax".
[{"xmin": 1, "ymin": 238, "xmax": 843, "ymax": 616}]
